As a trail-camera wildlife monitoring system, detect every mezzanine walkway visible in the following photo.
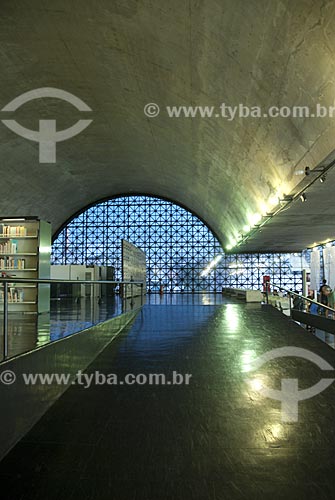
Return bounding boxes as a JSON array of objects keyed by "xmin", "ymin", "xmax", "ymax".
[{"xmin": 0, "ymin": 297, "xmax": 335, "ymax": 499}]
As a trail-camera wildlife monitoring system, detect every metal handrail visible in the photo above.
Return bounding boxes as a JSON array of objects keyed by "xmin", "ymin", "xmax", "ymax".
[
  {"xmin": 0, "ymin": 278, "xmax": 143, "ymax": 285},
  {"xmin": 1, "ymin": 278, "xmax": 144, "ymax": 361},
  {"xmin": 277, "ymin": 286, "xmax": 335, "ymax": 314}
]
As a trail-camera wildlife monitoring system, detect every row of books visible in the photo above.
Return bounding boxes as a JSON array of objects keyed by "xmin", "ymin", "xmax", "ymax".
[
  {"xmin": 0, "ymin": 240, "xmax": 18, "ymax": 254},
  {"xmin": 0, "ymin": 257, "xmax": 26, "ymax": 269},
  {"xmin": 0, "ymin": 288, "xmax": 25, "ymax": 303},
  {"xmin": 0, "ymin": 225, "xmax": 28, "ymax": 237}
]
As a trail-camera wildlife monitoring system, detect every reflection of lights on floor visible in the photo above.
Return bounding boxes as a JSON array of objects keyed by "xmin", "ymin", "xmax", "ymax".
[
  {"xmin": 260, "ymin": 423, "xmax": 288, "ymax": 445},
  {"xmin": 269, "ymin": 423, "xmax": 283, "ymax": 440},
  {"xmin": 224, "ymin": 304, "xmax": 239, "ymax": 332},
  {"xmin": 241, "ymin": 349, "xmax": 257, "ymax": 372},
  {"xmin": 248, "ymin": 378, "xmax": 263, "ymax": 391},
  {"xmin": 201, "ymin": 294, "xmax": 211, "ymax": 305},
  {"xmin": 245, "ymin": 376, "xmax": 268, "ymax": 403}
]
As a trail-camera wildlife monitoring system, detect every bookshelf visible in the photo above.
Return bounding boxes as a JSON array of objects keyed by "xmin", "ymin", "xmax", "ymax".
[{"xmin": 0, "ymin": 218, "xmax": 51, "ymax": 313}]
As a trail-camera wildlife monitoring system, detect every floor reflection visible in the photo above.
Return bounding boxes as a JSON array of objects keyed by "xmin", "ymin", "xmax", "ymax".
[
  {"xmin": 2, "ymin": 302, "xmax": 335, "ymax": 498},
  {"xmin": 146, "ymin": 292, "xmax": 228, "ymax": 306},
  {"xmin": 0, "ymin": 294, "xmax": 144, "ymax": 360}
]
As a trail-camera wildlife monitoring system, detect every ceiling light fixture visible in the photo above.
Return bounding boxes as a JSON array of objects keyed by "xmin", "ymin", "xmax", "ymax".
[
  {"xmin": 300, "ymin": 193, "xmax": 307, "ymax": 202},
  {"xmin": 305, "ymin": 165, "xmax": 326, "ymax": 176},
  {"xmin": 248, "ymin": 213, "xmax": 262, "ymax": 226},
  {"xmin": 280, "ymin": 195, "xmax": 294, "ymax": 203},
  {"xmin": 268, "ymin": 194, "xmax": 279, "ymax": 207},
  {"xmin": 1, "ymin": 218, "xmax": 26, "ymax": 222}
]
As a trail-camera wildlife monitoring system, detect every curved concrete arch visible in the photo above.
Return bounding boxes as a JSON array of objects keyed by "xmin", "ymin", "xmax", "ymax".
[{"xmin": 1, "ymin": 1, "xmax": 335, "ymax": 250}]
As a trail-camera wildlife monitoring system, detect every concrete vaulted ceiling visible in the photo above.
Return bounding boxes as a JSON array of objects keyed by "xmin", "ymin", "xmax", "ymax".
[{"xmin": 1, "ymin": 0, "xmax": 335, "ymax": 251}]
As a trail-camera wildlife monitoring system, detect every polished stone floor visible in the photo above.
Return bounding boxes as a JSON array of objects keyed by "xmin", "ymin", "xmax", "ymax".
[
  {"xmin": 146, "ymin": 293, "xmax": 227, "ymax": 306},
  {"xmin": 1, "ymin": 302, "xmax": 335, "ymax": 499}
]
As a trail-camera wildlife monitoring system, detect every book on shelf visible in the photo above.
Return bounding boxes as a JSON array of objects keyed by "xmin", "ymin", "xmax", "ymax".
[
  {"xmin": 0, "ymin": 239, "xmax": 18, "ymax": 254},
  {"xmin": 0, "ymin": 287, "xmax": 25, "ymax": 303},
  {"xmin": 0, "ymin": 257, "xmax": 25, "ymax": 269},
  {"xmin": 0, "ymin": 225, "xmax": 27, "ymax": 237},
  {"xmin": 0, "ymin": 219, "xmax": 50, "ymax": 313}
]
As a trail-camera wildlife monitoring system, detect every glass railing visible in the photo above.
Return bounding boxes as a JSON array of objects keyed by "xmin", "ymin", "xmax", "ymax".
[
  {"xmin": 269, "ymin": 287, "xmax": 335, "ymax": 317},
  {"xmin": 0, "ymin": 278, "xmax": 144, "ymax": 362},
  {"xmin": 267, "ymin": 287, "xmax": 335, "ymax": 346}
]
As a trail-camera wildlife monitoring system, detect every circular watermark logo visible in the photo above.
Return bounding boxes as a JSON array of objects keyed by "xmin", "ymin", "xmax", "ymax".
[
  {"xmin": 248, "ymin": 347, "xmax": 335, "ymax": 422},
  {"xmin": 0, "ymin": 370, "xmax": 16, "ymax": 385},
  {"xmin": 144, "ymin": 103, "xmax": 160, "ymax": 118},
  {"xmin": 1, "ymin": 87, "xmax": 93, "ymax": 163}
]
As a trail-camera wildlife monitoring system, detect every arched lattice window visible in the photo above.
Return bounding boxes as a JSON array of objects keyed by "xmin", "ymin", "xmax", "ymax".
[
  {"xmin": 51, "ymin": 195, "xmax": 222, "ymax": 292},
  {"xmin": 52, "ymin": 195, "xmax": 303, "ymax": 293}
]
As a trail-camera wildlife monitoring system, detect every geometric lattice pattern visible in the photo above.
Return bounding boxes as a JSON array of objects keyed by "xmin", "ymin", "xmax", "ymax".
[
  {"xmin": 220, "ymin": 253, "xmax": 303, "ymax": 292},
  {"xmin": 52, "ymin": 195, "xmax": 303, "ymax": 293}
]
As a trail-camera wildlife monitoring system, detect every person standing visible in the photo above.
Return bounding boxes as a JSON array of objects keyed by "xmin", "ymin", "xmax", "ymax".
[
  {"xmin": 319, "ymin": 279, "xmax": 331, "ymax": 316},
  {"xmin": 293, "ymin": 291, "xmax": 304, "ymax": 311}
]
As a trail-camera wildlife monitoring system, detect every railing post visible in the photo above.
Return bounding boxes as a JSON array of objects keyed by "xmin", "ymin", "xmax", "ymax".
[
  {"xmin": 130, "ymin": 278, "xmax": 134, "ymax": 308},
  {"xmin": 3, "ymin": 281, "xmax": 8, "ymax": 360},
  {"xmin": 288, "ymin": 292, "xmax": 292, "ymax": 318}
]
